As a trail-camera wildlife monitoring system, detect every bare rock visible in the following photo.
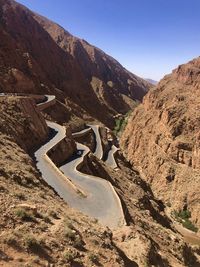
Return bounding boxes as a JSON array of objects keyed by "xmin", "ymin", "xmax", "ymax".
[{"xmin": 121, "ymin": 57, "xmax": 200, "ymax": 228}]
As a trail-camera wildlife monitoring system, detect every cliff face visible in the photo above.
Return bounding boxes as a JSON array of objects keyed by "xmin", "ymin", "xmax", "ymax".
[
  {"xmin": 121, "ymin": 57, "xmax": 200, "ymax": 227},
  {"xmin": 48, "ymin": 128, "xmax": 77, "ymax": 166},
  {"xmin": 0, "ymin": 96, "xmax": 48, "ymax": 152},
  {"xmin": 0, "ymin": 0, "xmax": 151, "ymax": 127}
]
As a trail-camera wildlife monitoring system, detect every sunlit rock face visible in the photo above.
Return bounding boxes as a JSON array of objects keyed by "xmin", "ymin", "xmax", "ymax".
[{"xmin": 121, "ymin": 57, "xmax": 200, "ymax": 227}]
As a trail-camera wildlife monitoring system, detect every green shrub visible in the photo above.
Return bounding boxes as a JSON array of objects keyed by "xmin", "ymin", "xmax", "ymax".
[
  {"xmin": 24, "ymin": 235, "xmax": 41, "ymax": 251},
  {"xmin": 48, "ymin": 210, "xmax": 58, "ymax": 219},
  {"xmin": 88, "ymin": 253, "xmax": 99, "ymax": 263},
  {"xmin": 74, "ymin": 236, "xmax": 84, "ymax": 249},
  {"xmin": 182, "ymin": 220, "xmax": 198, "ymax": 233},
  {"xmin": 15, "ymin": 208, "xmax": 34, "ymax": 221},
  {"xmin": 177, "ymin": 210, "xmax": 191, "ymax": 219},
  {"xmin": 63, "ymin": 250, "xmax": 78, "ymax": 263},
  {"xmin": 173, "ymin": 209, "xmax": 198, "ymax": 233},
  {"xmin": 113, "ymin": 111, "xmax": 132, "ymax": 135},
  {"xmin": 64, "ymin": 227, "xmax": 76, "ymax": 240}
]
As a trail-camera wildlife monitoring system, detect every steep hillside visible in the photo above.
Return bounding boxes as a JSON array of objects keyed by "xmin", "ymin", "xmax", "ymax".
[
  {"xmin": 0, "ymin": 95, "xmax": 48, "ymax": 152},
  {"xmin": 0, "ymin": 96, "xmax": 127, "ymax": 266},
  {"xmin": 1, "ymin": 95, "xmax": 199, "ymax": 266},
  {"xmin": 80, "ymin": 151, "xmax": 200, "ymax": 267},
  {"xmin": 0, "ymin": 0, "xmax": 151, "ymax": 128},
  {"xmin": 121, "ymin": 57, "xmax": 200, "ymax": 229},
  {"xmin": 33, "ymin": 13, "xmax": 150, "ymax": 114}
]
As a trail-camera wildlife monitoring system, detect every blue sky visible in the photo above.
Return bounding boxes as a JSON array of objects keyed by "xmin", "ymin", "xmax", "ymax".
[{"xmin": 16, "ymin": 0, "xmax": 200, "ymax": 81}]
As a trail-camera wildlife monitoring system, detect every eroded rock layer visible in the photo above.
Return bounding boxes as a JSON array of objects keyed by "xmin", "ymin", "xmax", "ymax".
[{"xmin": 121, "ymin": 57, "xmax": 200, "ymax": 227}]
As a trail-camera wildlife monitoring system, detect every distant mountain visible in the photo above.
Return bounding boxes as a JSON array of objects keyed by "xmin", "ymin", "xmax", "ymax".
[{"xmin": 145, "ymin": 78, "xmax": 158, "ymax": 85}]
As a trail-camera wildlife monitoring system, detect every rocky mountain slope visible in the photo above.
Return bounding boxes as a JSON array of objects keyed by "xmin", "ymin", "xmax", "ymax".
[
  {"xmin": 1, "ymin": 94, "xmax": 200, "ymax": 266},
  {"xmin": 0, "ymin": 96, "xmax": 126, "ymax": 267},
  {"xmin": 145, "ymin": 78, "xmax": 158, "ymax": 85},
  {"xmin": 33, "ymin": 13, "xmax": 150, "ymax": 113},
  {"xmin": 121, "ymin": 57, "xmax": 200, "ymax": 230},
  {"xmin": 0, "ymin": 0, "xmax": 151, "ymax": 127}
]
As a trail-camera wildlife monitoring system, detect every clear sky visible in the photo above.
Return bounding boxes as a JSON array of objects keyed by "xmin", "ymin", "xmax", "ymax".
[{"xmin": 16, "ymin": 0, "xmax": 200, "ymax": 81}]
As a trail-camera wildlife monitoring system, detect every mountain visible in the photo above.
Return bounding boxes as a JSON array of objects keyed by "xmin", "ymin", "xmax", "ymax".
[
  {"xmin": 0, "ymin": 0, "xmax": 151, "ymax": 127},
  {"xmin": 121, "ymin": 57, "xmax": 200, "ymax": 229},
  {"xmin": 145, "ymin": 78, "xmax": 158, "ymax": 85},
  {"xmin": 34, "ymin": 14, "xmax": 151, "ymax": 111},
  {"xmin": 1, "ymin": 1, "xmax": 200, "ymax": 266}
]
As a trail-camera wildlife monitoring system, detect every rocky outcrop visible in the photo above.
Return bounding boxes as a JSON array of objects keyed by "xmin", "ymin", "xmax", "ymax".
[
  {"xmin": 73, "ymin": 128, "xmax": 96, "ymax": 152},
  {"xmin": 121, "ymin": 57, "xmax": 200, "ymax": 228},
  {"xmin": 0, "ymin": 96, "xmax": 48, "ymax": 152},
  {"xmin": 47, "ymin": 128, "xmax": 76, "ymax": 166}
]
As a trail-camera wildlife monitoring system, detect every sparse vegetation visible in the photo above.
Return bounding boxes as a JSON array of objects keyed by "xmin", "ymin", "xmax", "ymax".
[
  {"xmin": 77, "ymin": 189, "xmax": 87, "ymax": 198},
  {"xmin": 64, "ymin": 218, "xmax": 74, "ymax": 229},
  {"xmin": 43, "ymin": 215, "xmax": 51, "ymax": 224},
  {"xmin": 64, "ymin": 227, "xmax": 76, "ymax": 240},
  {"xmin": 74, "ymin": 235, "xmax": 84, "ymax": 249},
  {"xmin": 63, "ymin": 219, "xmax": 84, "ymax": 248},
  {"xmin": 174, "ymin": 209, "xmax": 191, "ymax": 220},
  {"xmin": 88, "ymin": 253, "xmax": 99, "ymax": 263},
  {"xmin": 114, "ymin": 111, "xmax": 132, "ymax": 136},
  {"xmin": 14, "ymin": 192, "xmax": 26, "ymax": 200},
  {"xmin": 15, "ymin": 208, "xmax": 34, "ymax": 221},
  {"xmin": 63, "ymin": 249, "xmax": 78, "ymax": 263},
  {"xmin": 172, "ymin": 209, "xmax": 198, "ymax": 233},
  {"xmin": 24, "ymin": 235, "xmax": 41, "ymax": 251},
  {"xmin": 0, "ymin": 185, "xmax": 6, "ymax": 192},
  {"xmin": 182, "ymin": 220, "xmax": 198, "ymax": 233},
  {"xmin": 166, "ymin": 202, "xmax": 171, "ymax": 207},
  {"xmin": 3, "ymin": 234, "xmax": 17, "ymax": 247},
  {"xmin": 48, "ymin": 210, "xmax": 58, "ymax": 219}
]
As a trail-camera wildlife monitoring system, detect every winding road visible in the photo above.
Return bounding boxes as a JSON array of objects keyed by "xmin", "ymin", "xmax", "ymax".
[
  {"xmin": 105, "ymin": 145, "xmax": 119, "ymax": 169},
  {"xmin": 1, "ymin": 93, "xmax": 125, "ymax": 228},
  {"xmin": 37, "ymin": 95, "xmax": 56, "ymax": 111},
  {"xmin": 88, "ymin": 124, "xmax": 104, "ymax": 160},
  {"xmin": 60, "ymin": 140, "xmax": 124, "ymax": 228}
]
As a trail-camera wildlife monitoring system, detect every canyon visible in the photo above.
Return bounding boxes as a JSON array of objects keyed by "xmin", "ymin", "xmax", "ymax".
[
  {"xmin": 1, "ymin": 94, "xmax": 199, "ymax": 266},
  {"xmin": 0, "ymin": 0, "xmax": 200, "ymax": 266}
]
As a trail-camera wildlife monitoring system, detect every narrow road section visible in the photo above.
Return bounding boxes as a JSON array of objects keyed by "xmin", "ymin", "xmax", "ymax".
[
  {"xmin": 60, "ymin": 141, "xmax": 125, "ymax": 228},
  {"xmin": 88, "ymin": 124, "xmax": 103, "ymax": 160},
  {"xmin": 87, "ymin": 125, "xmax": 119, "ymax": 170},
  {"xmin": 34, "ymin": 120, "xmax": 86, "ymax": 200},
  {"xmin": 105, "ymin": 145, "xmax": 119, "ymax": 169}
]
